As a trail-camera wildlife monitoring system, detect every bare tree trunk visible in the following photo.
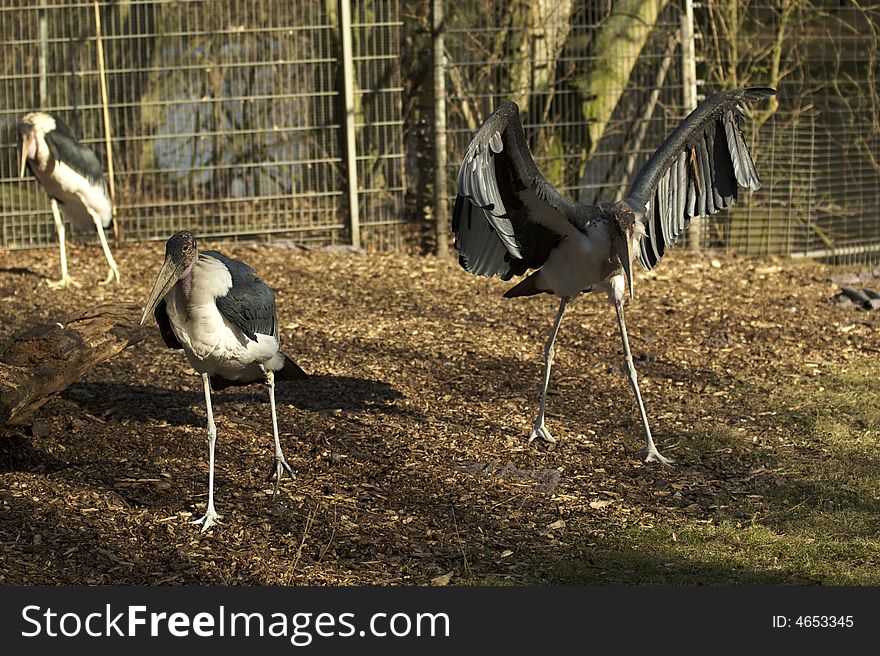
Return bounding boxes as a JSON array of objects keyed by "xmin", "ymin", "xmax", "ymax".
[
  {"xmin": 581, "ymin": 0, "xmax": 671, "ymax": 154},
  {"xmin": 507, "ymin": 0, "xmax": 575, "ymax": 111}
]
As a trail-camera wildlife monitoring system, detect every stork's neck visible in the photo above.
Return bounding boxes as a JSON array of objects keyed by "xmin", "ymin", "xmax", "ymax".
[{"xmin": 179, "ymin": 267, "xmax": 194, "ymax": 303}]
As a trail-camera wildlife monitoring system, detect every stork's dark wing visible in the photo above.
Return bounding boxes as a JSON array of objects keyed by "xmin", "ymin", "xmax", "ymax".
[
  {"xmin": 452, "ymin": 102, "xmax": 599, "ymax": 280},
  {"xmin": 205, "ymin": 251, "xmax": 278, "ymax": 342},
  {"xmin": 44, "ymin": 114, "xmax": 107, "ymax": 190},
  {"xmin": 154, "ymin": 299, "xmax": 183, "ymax": 349},
  {"xmin": 626, "ymin": 87, "xmax": 775, "ymax": 270}
]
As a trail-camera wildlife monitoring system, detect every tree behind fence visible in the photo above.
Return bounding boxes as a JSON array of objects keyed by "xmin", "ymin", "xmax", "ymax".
[{"xmin": 1, "ymin": 0, "xmax": 877, "ymax": 264}]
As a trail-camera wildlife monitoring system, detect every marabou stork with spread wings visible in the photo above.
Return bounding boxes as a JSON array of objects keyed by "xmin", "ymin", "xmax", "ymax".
[{"xmin": 452, "ymin": 87, "xmax": 775, "ymax": 465}]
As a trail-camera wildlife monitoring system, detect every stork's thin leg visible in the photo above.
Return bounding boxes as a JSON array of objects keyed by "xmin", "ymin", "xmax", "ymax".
[
  {"xmin": 88, "ymin": 209, "xmax": 120, "ymax": 285},
  {"xmin": 265, "ymin": 369, "xmax": 295, "ymax": 494},
  {"xmin": 614, "ymin": 299, "xmax": 673, "ymax": 466},
  {"xmin": 46, "ymin": 199, "xmax": 76, "ymax": 289},
  {"xmin": 529, "ymin": 297, "xmax": 568, "ymax": 444},
  {"xmin": 192, "ymin": 373, "xmax": 222, "ymax": 530}
]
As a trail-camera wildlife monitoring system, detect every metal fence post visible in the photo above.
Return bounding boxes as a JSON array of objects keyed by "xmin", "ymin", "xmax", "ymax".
[
  {"xmin": 432, "ymin": 0, "xmax": 449, "ymax": 257},
  {"xmin": 38, "ymin": 0, "xmax": 47, "ymax": 106},
  {"xmin": 93, "ymin": 0, "xmax": 120, "ymax": 244},
  {"xmin": 339, "ymin": 0, "xmax": 361, "ymax": 249},
  {"xmin": 681, "ymin": 0, "xmax": 701, "ymax": 251}
]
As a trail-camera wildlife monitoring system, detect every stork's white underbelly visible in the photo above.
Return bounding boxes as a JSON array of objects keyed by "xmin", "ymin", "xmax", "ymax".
[
  {"xmin": 32, "ymin": 160, "xmax": 111, "ymax": 231},
  {"xmin": 165, "ymin": 287, "xmax": 283, "ymax": 383},
  {"xmin": 537, "ymin": 230, "xmax": 616, "ymax": 299}
]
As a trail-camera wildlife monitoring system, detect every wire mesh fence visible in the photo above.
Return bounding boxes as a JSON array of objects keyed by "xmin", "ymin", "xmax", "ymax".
[
  {"xmin": 0, "ymin": 0, "xmax": 405, "ymax": 251},
  {"xmin": 440, "ymin": 0, "xmax": 880, "ymax": 266},
  {"xmin": 0, "ymin": 0, "xmax": 878, "ymax": 264},
  {"xmin": 697, "ymin": 1, "xmax": 880, "ymax": 265},
  {"xmin": 442, "ymin": 0, "xmax": 687, "ymax": 214}
]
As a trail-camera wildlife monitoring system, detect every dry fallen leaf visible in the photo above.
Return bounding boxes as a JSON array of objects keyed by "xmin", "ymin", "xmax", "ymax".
[
  {"xmin": 589, "ymin": 499, "xmax": 613, "ymax": 510},
  {"xmin": 431, "ymin": 571, "xmax": 454, "ymax": 586}
]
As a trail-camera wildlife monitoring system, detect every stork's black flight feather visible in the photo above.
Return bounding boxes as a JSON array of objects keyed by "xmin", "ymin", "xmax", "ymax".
[
  {"xmin": 207, "ymin": 251, "xmax": 279, "ymax": 342},
  {"xmin": 154, "ymin": 299, "xmax": 183, "ymax": 350},
  {"xmin": 626, "ymin": 87, "xmax": 775, "ymax": 269},
  {"xmin": 42, "ymin": 114, "xmax": 107, "ymax": 190},
  {"xmin": 452, "ymin": 88, "xmax": 774, "ymax": 278},
  {"xmin": 452, "ymin": 102, "xmax": 602, "ymax": 280}
]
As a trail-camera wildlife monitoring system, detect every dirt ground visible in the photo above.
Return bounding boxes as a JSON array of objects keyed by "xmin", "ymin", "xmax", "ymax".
[{"xmin": 0, "ymin": 239, "xmax": 878, "ymax": 585}]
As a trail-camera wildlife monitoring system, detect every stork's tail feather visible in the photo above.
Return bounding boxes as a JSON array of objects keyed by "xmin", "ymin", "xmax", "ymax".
[
  {"xmin": 277, "ymin": 353, "xmax": 308, "ymax": 381},
  {"xmin": 503, "ymin": 271, "xmax": 548, "ymax": 298}
]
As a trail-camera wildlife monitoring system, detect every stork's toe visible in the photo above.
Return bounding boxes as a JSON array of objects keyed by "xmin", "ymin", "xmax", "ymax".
[
  {"xmin": 528, "ymin": 423, "xmax": 556, "ymax": 444},
  {"xmin": 99, "ymin": 266, "xmax": 121, "ymax": 285},
  {"xmin": 192, "ymin": 509, "xmax": 222, "ymax": 532},
  {"xmin": 642, "ymin": 447, "xmax": 674, "ymax": 467},
  {"xmin": 46, "ymin": 275, "xmax": 79, "ymax": 289},
  {"xmin": 267, "ymin": 456, "xmax": 295, "ymax": 494}
]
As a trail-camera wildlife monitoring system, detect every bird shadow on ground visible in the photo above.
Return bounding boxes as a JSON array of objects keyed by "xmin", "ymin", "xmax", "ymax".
[
  {"xmin": 0, "ymin": 433, "xmax": 67, "ymax": 474},
  {"xmin": 61, "ymin": 374, "xmax": 405, "ymax": 426},
  {"xmin": 275, "ymin": 374, "xmax": 403, "ymax": 413},
  {"xmin": 0, "ymin": 266, "xmax": 42, "ymax": 277},
  {"xmin": 62, "ymin": 382, "xmax": 204, "ymax": 426}
]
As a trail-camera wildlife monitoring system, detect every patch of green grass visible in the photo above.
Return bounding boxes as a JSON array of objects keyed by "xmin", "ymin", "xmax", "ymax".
[
  {"xmin": 546, "ymin": 360, "xmax": 880, "ymax": 585},
  {"xmin": 676, "ymin": 423, "xmax": 743, "ymax": 452}
]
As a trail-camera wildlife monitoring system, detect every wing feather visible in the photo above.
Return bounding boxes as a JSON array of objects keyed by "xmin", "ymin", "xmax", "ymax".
[
  {"xmin": 205, "ymin": 251, "xmax": 278, "ymax": 342},
  {"xmin": 452, "ymin": 102, "xmax": 599, "ymax": 280},
  {"xmin": 44, "ymin": 115, "xmax": 107, "ymax": 190},
  {"xmin": 630, "ymin": 87, "xmax": 775, "ymax": 270}
]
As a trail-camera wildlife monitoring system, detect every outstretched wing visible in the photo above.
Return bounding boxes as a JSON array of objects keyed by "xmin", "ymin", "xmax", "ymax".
[
  {"xmin": 205, "ymin": 251, "xmax": 278, "ymax": 342},
  {"xmin": 626, "ymin": 87, "xmax": 775, "ymax": 270},
  {"xmin": 452, "ymin": 102, "xmax": 599, "ymax": 280}
]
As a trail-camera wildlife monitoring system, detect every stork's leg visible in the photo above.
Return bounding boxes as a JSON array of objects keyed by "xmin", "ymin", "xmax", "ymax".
[
  {"xmin": 529, "ymin": 297, "xmax": 568, "ymax": 444},
  {"xmin": 87, "ymin": 209, "xmax": 120, "ymax": 285},
  {"xmin": 46, "ymin": 199, "xmax": 76, "ymax": 289},
  {"xmin": 265, "ymin": 369, "xmax": 294, "ymax": 494},
  {"xmin": 614, "ymin": 299, "xmax": 673, "ymax": 466},
  {"xmin": 192, "ymin": 373, "xmax": 222, "ymax": 530}
]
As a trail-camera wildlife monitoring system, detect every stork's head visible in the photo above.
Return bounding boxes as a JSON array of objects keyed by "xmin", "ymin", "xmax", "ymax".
[
  {"xmin": 18, "ymin": 112, "xmax": 55, "ymax": 178},
  {"xmin": 140, "ymin": 231, "xmax": 199, "ymax": 325},
  {"xmin": 609, "ymin": 201, "xmax": 645, "ymax": 300}
]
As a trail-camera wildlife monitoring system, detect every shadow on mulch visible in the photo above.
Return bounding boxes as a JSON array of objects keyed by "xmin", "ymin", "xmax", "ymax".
[{"xmin": 61, "ymin": 374, "xmax": 404, "ymax": 424}]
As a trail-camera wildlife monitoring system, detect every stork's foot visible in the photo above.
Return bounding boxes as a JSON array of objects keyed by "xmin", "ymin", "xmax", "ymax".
[
  {"xmin": 99, "ymin": 266, "xmax": 121, "ymax": 285},
  {"xmin": 528, "ymin": 423, "xmax": 556, "ymax": 444},
  {"xmin": 191, "ymin": 508, "xmax": 222, "ymax": 532},
  {"xmin": 46, "ymin": 275, "xmax": 79, "ymax": 289},
  {"xmin": 642, "ymin": 446, "xmax": 674, "ymax": 467},
  {"xmin": 267, "ymin": 455, "xmax": 295, "ymax": 494}
]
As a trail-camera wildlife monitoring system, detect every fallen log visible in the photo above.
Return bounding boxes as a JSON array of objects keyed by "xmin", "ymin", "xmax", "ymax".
[{"xmin": 0, "ymin": 302, "xmax": 145, "ymax": 426}]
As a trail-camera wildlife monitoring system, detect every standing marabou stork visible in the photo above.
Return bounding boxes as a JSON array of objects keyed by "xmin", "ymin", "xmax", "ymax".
[
  {"xmin": 19, "ymin": 112, "xmax": 120, "ymax": 287},
  {"xmin": 453, "ymin": 87, "xmax": 776, "ymax": 465},
  {"xmin": 141, "ymin": 231, "xmax": 307, "ymax": 530}
]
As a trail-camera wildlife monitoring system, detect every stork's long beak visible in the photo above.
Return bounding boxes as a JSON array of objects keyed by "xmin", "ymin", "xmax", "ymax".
[
  {"xmin": 141, "ymin": 256, "xmax": 183, "ymax": 325},
  {"xmin": 19, "ymin": 135, "xmax": 30, "ymax": 178},
  {"xmin": 614, "ymin": 232, "xmax": 635, "ymax": 301}
]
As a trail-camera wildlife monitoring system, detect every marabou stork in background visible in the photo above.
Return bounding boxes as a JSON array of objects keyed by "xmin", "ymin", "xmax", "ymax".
[
  {"xmin": 452, "ymin": 87, "xmax": 776, "ymax": 465},
  {"xmin": 141, "ymin": 231, "xmax": 307, "ymax": 530},
  {"xmin": 19, "ymin": 112, "xmax": 120, "ymax": 288}
]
